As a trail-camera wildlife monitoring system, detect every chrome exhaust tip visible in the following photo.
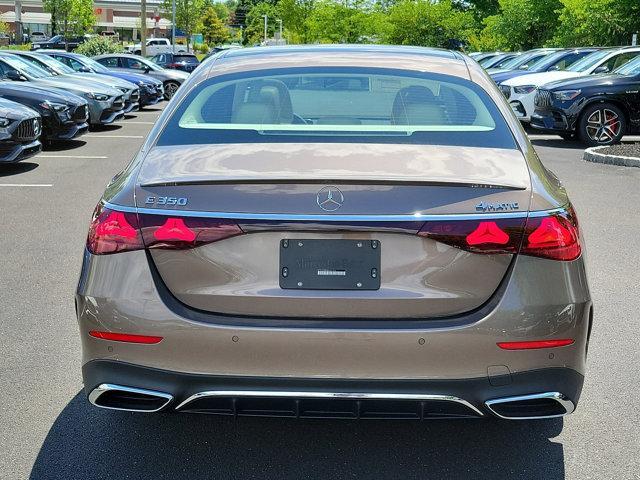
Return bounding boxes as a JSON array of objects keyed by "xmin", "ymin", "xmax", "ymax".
[
  {"xmin": 88, "ymin": 384, "xmax": 173, "ymax": 412},
  {"xmin": 485, "ymin": 392, "xmax": 575, "ymax": 420}
]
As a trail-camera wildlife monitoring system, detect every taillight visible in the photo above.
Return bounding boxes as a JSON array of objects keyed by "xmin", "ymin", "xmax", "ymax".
[
  {"xmin": 87, "ymin": 204, "xmax": 144, "ymax": 255},
  {"xmin": 418, "ymin": 206, "xmax": 581, "ymax": 261},
  {"xmin": 86, "ymin": 203, "xmax": 243, "ymax": 255}
]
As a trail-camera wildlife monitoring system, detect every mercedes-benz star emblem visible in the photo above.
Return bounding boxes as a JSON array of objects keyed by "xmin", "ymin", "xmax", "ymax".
[
  {"xmin": 33, "ymin": 119, "xmax": 40, "ymax": 136},
  {"xmin": 316, "ymin": 186, "xmax": 344, "ymax": 212}
]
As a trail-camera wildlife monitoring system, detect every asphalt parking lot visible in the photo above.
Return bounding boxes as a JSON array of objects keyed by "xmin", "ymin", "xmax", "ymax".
[{"xmin": 1, "ymin": 107, "xmax": 639, "ymax": 479}]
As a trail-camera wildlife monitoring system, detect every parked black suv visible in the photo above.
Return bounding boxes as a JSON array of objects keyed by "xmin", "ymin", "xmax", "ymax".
[
  {"xmin": 0, "ymin": 97, "xmax": 41, "ymax": 163},
  {"xmin": 531, "ymin": 56, "xmax": 640, "ymax": 145}
]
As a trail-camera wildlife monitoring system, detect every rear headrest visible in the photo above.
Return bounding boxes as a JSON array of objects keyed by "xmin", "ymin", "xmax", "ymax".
[
  {"xmin": 231, "ymin": 99, "xmax": 278, "ymax": 124},
  {"xmin": 239, "ymin": 79, "xmax": 293, "ymax": 124},
  {"xmin": 392, "ymin": 86, "xmax": 445, "ymax": 125}
]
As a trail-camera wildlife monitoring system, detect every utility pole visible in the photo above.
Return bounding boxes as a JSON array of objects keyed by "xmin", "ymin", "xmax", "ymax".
[
  {"xmin": 141, "ymin": 0, "xmax": 147, "ymax": 56},
  {"xmin": 172, "ymin": 0, "xmax": 176, "ymax": 53},
  {"xmin": 262, "ymin": 15, "xmax": 268, "ymax": 44},
  {"xmin": 277, "ymin": 19, "xmax": 282, "ymax": 43}
]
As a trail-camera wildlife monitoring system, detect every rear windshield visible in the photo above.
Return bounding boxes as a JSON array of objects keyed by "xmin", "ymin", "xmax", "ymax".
[
  {"xmin": 156, "ymin": 67, "xmax": 516, "ymax": 148},
  {"xmin": 174, "ymin": 55, "xmax": 198, "ymax": 63}
]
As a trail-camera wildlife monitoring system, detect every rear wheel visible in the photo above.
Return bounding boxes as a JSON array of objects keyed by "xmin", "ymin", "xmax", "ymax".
[
  {"xmin": 164, "ymin": 81, "xmax": 180, "ymax": 100},
  {"xmin": 578, "ymin": 103, "xmax": 625, "ymax": 146}
]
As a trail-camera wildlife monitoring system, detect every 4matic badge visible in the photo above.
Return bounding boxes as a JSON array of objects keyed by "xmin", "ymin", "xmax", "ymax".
[{"xmin": 475, "ymin": 201, "xmax": 520, "ymax": 212}]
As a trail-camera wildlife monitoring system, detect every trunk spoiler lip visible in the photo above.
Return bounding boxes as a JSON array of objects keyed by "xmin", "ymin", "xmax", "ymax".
[
  {"xmin": 103, "ymin": 200, "xmax": 564, "ymax": 222},
  {"xmin": 138, "ymin": 179, "xmax": 527, "ymax": 190}
]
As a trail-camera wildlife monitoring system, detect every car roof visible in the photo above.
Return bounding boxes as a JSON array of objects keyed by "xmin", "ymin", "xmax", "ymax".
[{"xmin": 94, "ymin": 53, "xmax": 146, "ymax": 59}]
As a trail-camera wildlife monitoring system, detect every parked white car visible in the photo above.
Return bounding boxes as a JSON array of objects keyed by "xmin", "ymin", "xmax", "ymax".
[
  {"xmin": 125, "ymin": 38, "xmax": 188, "ymax": 56},
  {"xmin": 502, "ymin": 47, "xmax": 640, "ymax": 122}
]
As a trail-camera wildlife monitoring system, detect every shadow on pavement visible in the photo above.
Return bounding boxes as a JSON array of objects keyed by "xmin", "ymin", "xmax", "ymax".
[
  {"xmin": 30, "ymin": 392, "xmax": 565, "ymax": 480},
  {"xmin": 0, "ymin": 162, "xmax": 38, "ymax": 176},
  {"xmin": 89, "ymin": 124, "xmax": 123, "ymax": 132},
  {"xmin": 529, "ymin": 139, "xmax": 585, "ymax": 150},
  {"xmin": 43, "ymin": 140, "xmax": 87, "ymax": 152}
]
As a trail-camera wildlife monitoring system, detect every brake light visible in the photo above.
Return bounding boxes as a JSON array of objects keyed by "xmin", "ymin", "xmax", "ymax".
[
  {"xmin": 87, "ymin": 204, "xmax": 144, "ymax": 254},
  {"xmin": 418, "ymin": 206, "xmax": 581, "ymax": 261},
  {"xmin": 86, "ymin": 203, "xmax": 244, "ymax": 255},
  {"xmin": 521, "ymin": 209, "xmax": 581, "ymax": 261}
]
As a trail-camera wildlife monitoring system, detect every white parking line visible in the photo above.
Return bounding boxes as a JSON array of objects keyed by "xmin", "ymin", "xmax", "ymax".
[
  {"xmin": 0, "ymin": 184, "xmax": 53, "ymax": 187},
  {"xmin": 36, "ymin": 155, "xmax": 108, "ymax": 159},
  {"xmin": 116, "ymin": 121, "xmax": 156, "ymax": 125},
  {"xmin": 84, "ymin": 135, "xmax": 144, "ymax": 139}
]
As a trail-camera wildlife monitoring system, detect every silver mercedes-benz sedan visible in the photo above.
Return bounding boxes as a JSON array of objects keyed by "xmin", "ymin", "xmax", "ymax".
[{"xmin": 77, "ymin": 45, "xmax": 592, "ymax": 421}]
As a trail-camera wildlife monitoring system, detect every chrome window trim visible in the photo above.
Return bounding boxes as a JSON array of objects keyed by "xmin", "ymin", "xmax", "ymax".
[
  {"xmin": 88, "ymin": 383, "xmax": 173, "ymax": 413},
  {"xmin": 484, "ymin": 391, "xmax": 575, "ymax": 420},
  {"xmin": 103, "ymin": 201, "xmax": 565, "ymax": 222},
  {"xmin": 175, "ymin": 390, "xmax": 484, "ymax": 416}
]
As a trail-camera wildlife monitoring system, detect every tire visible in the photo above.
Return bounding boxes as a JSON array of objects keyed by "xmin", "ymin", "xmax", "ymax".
[
  {"xmin": 578, "ymin": 103, "xmax": 626, "ymax": 147},
  {"xmin": 164, "ymin": 81, "xmax": 180, "ymax": 100}
]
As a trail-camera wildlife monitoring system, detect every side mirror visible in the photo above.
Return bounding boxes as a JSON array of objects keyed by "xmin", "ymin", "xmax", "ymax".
[
  {"xmin": 593, "ymin": 65, "xmax": 609, "ymax": 74},
  {"xmin": 144, "ymin": 66, "xmax": 151, "ymax": 73},
  {"xmin": 78, "ymin": 66, "xmax": 91, "ymax": 73},
  {"xmin": 6, "ymin": 70, "xmax": 24, "ymax": 81}
]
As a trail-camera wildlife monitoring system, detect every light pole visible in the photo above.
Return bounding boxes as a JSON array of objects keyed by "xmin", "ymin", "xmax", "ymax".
[
  {"xmin": 172, "ymin": 0, "xmax": 176, "ymax": 53},
  {"xmin": 276, "ymin": 19, "xmax": 282, "ymax": 42},
  {"xmin": 141, "ymin": 0, "xmax": 147, "ymax": 56},
  {"xmin": 262, "ymin": 15, "xmax": 268, "ymax": 44}
]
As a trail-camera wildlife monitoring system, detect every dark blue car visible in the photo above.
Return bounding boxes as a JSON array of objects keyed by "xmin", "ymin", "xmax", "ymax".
[{"xmin": 37, "ymin": 51, "xmax": 165, "ymax": 108}]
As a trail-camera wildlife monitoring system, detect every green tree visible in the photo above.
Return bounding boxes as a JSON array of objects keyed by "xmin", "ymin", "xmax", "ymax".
[
  {"xmin": 75, "ymin": 35, "xmax": 124, "ymax": 55},
  {"xmin": 161, "ymin": 0, "xmax": 206, "ymax": 50},
  {"xmin": 275, "ymin": 0, "xmax": 316, "ymax": 43},
  {"xmin": 384, "ymin": 0, "xmax": 476, "ymax": 48},
  {"xmin": 43, "ymin": 0, "xmax": 96, "ymax": 36},
  {"xmin": 303, "ymin": 0, "xmax": 387, "ymax": 44},
  {"xmin": 202, "ymin": 6, "xmax": 231, "ymax": 45},
  {"xmin": 551, "ymin": 0, "xmax": 640, "ymax": 47},
  {"xmin": 243, "ymin": 2, "xmax": 278, "ymax": 44},
  {"xmin": 474, "ymin": 0, "xmax": 561, "ymax": 50}
]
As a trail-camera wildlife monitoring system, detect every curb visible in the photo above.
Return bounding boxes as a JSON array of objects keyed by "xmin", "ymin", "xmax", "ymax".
[{"xmin": 583, "ymin": 146, "xmax": 640, "ymax": 168}]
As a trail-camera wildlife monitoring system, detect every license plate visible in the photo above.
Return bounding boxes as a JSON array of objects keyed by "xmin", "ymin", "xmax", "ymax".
[{"xmin": 279, "ymin": 239, "xmax": 381, "ymax": 290}]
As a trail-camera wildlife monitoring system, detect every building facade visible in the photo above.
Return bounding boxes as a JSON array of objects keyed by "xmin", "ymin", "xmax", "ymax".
[{"xmin": 0, "ymin": 0, "xmax": 172, "ymax": 42}]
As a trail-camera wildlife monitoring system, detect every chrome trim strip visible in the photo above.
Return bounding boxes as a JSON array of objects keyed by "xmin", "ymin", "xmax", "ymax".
[
  {"xmin": 485, "ymin": 392, "xmax": 575, "ymax": 420},
  {"xmin": 88, "ymin": 383, "xmax": 173, "ymax": 413},
  {"xmin": 103, "ymin": 201, "xmax": 565, "ymax": 222},
  {"xmin": 175, "ymin": 390, "xmax": 484, "ymax": 416}
]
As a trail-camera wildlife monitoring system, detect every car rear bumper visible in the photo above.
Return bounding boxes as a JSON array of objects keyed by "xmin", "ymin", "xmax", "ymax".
[
  {"xmin": 83, "ymin": 360, "xmax": 583, "ymax": 419},
  {"xmin": 76, "ymin": 245, "xmax": 592, "ymax": 419}
]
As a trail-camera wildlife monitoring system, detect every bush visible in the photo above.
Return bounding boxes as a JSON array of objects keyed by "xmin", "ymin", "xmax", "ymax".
[
  {"xmin": 193, "ymin": 42, "xmax": 209, "ymax": 54},
  {"xmin": 75, "ymin": 36, "xmax": 124, "ymax": 56}
]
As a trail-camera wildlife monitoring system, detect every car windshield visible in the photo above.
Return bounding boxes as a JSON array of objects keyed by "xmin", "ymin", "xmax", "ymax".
[
  {"xmin": 157, "ymin": 67, "xmax": 516, "ymax": 149},
  {"xmin": 32, "ymin": 54, "xmax": 76, "ymax": 75},
  {"xmin": 613, "ymin": 56, "xmax": 640, "ymax": 75},
  {"xmin": 48, "ymin": 35, "xmax": 62, "ymax": 43},
  {"xmin": 138, "ymin": 57, "xmax": 163, "ymax": 71},
  {"xmin": 174, "ymin": 55, "xmax": 198, "ymax": 63},
  {"xmin": 566, "ymin": 50, "xmax": 613, "ymax": 72},
  {"xmin": 1, "ymin": 55, "xmax": 51, "ymax": 79}
]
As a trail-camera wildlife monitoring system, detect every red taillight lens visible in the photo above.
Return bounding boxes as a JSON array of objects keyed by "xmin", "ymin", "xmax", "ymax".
[
  {"xmin": 497, "ymin": 339, "xmax": 574, "ymax": 350},
  {"xmin": 521, "ymin": 208, "xmax": 581, "ymax": 261},
  {"xmin": 87, "ymin": 204, "xmax": 144, "ymax": 255},
  {"xmin": 86, "ymin": 204, "xmax": 244, "ymax": 255},
  {"xmin": 417, "ymin": 206, "xmax": 581, "ymax": 261}
]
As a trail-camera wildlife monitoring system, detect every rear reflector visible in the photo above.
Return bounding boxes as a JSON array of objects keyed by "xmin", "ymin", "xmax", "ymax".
[
  {"xmin": 497, "ymin": 339, "xmax": 574, "ymax": 350},
  {"xmin": 89, "ymin": 330, "xmax": 163, "ymax": 344}
]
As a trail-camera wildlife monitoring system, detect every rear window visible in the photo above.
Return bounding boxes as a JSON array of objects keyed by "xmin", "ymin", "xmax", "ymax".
[
  {"xmin": 157, "ymin": 67, "xmax": 516, "ymax": 148},
  {"xmin": 174, "ymin": 55, "xmax": 198, "ymax": 63}
]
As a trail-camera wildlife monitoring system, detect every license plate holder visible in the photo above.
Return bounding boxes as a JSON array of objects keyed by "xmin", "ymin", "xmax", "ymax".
[{"xmin": 279, "ymin": 239, "xmax": 381, "ymax": 290}]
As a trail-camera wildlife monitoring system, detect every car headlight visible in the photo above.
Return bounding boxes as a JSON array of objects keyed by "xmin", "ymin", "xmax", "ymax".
[
  {"xmin": 513, "ymin": 85, "xmax": 536, "ymax": 94},
  {"xmin": 85, "ymin": 92, "xmax": 110, "ymax": 101},
  {"xmin": 0, "ymin": 118, "xmax": 11, "ymax": 128},
  {"xmin": 40, "ymin": 101, "xmax": 69, "ymax": 112},
  {"xmin": 553, "ymin": 89, "xmax": 582, "ymax": 101}
]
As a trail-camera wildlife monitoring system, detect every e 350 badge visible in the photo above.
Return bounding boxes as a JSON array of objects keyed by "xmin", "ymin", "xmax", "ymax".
[{"xmin": 145, "ymin": 196, "xmax": 189, "ymax": 207}]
